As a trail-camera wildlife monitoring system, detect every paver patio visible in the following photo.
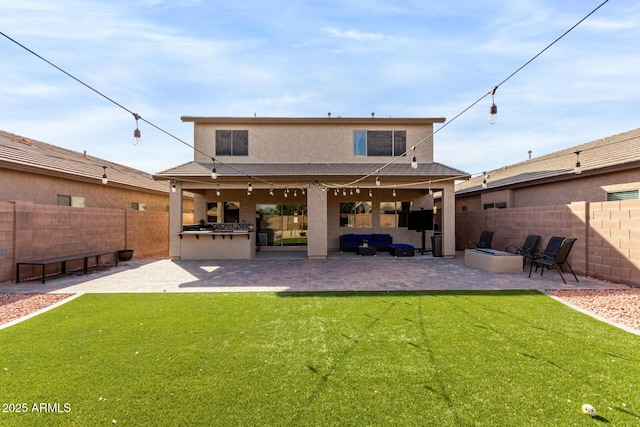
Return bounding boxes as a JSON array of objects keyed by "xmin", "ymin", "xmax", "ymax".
[{"xmin": 0, "ymin": 253, "xmax": 626, "ymax": 294}]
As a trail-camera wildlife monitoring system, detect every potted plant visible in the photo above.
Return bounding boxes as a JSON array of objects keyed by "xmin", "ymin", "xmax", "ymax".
[{"xmin": 117, "ymin": 249, "xmax": 134, "ymax": 261}]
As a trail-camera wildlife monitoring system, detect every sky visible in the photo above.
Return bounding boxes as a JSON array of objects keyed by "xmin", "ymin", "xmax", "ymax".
[{"xmin": 1, "ymin": 0, "xmax": 638, "ymax": 178}]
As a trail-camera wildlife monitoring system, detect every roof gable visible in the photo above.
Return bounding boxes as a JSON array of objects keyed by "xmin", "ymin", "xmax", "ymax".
[
  {"xmin": 0, "ymin": 130, "xmax": 169, "ymax": 194},
  {"xmin": 456, "ymin": 128, "xmax": 640, "ymax": 194}
]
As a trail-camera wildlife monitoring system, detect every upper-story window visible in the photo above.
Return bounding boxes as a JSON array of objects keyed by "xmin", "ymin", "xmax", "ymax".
[
  {"xmin": 354, "ymin": 131, "xmax": 406, "ymax": 157},
  {"xmin": 216, "ymin": 130, "xmax": 248, "ymax": 156}
]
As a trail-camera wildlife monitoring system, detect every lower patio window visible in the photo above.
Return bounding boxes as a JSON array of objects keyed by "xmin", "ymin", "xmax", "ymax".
[
  {"xmin": 256, "ymin": 204, "xmax": 307, "ymax": 246},
  {"xmin": 340, "ymin": 202, "xmax": 372, "ymax": 228},
  {"xmin": 380, "ymin": 201, "xmax": 411, "ymax": 228}
]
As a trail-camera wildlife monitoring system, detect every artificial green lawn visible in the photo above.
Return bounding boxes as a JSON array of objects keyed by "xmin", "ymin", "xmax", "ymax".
[{"xmin": 1, "ymin": 291, "xmax": 639, "ymax": 426}]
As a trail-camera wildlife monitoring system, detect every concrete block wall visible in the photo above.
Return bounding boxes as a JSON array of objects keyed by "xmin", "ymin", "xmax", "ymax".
[
  {"xmin": 456, "ymin": 200, "xmax": 640, "ymax": 287},
  {"xmin": 589, "ymin": 200, "xmax": 640, "ymax": 286},
  {"xmin": 2, "ymin": 201, "xmax": 170, "ymax": 283},
  {"xmin": 0, "ymin": 203, "xmax": 15, "ymax": 283},
  {"xmin": 125, "ymin": 210, "xmax": 169, "ymax": 257}
]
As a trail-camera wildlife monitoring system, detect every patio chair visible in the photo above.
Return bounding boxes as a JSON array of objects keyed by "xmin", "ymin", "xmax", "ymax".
[
  {"xmin": 468, "ymin": 231, "xmax": 494, "ymax": 249},
  {"xmin": 505, "ymin": 234, "xmax": 540, "ymax": 269},
  {"xmin": 529, "ymin": 237, "xmax": 578, "ymax": 284}
]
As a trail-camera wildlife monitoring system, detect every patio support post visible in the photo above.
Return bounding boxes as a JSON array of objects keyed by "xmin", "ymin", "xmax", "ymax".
[
  {"xmin": 307, "ymin": 186, "xmax": 328, "ymax": 259},
  {"xmin": 169, "ymin": 180, "xmax": 183, "ymax": 259},
  {"xmin": 441, "ymin": 181, "xmax": 456, "ymax": 257}
]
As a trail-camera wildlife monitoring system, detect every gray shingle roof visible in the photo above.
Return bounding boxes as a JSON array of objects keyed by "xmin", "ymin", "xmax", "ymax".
[
  {"xmin": 456, "ymin": 128, "xmax": 640, "ymax": 194},
  {"xmin": 155, "ymin": 161, "xmax": 468, "ymax": 183},
  {"xmin": 0, "ymin": 130, "xmax": 169, "ymax": 194}
]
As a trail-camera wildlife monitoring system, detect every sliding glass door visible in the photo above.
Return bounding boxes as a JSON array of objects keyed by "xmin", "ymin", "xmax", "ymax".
[{"xmin": 256, "ymin": 204, "xmax": 307, "ymax": 247}]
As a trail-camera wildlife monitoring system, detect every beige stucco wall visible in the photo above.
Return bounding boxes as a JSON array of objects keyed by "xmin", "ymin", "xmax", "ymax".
[
  {"xmin": 193, "ymin": 122, "xmax": 435, "ymax": 165},
  {"xmin": 457, "ymin": 169, "xmax": 640, "ymax": 211},
  {"xmin": 1, "ymin": 168, "xmax": 176, "ymax": 212}
]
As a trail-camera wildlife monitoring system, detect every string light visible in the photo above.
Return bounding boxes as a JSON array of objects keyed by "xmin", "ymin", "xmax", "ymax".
[
  {"xmin": 375, "ymin": 175, "xmax": 381, "ymax": 187},
  {"xmin": 133, "ymin": 113, "xmax": 141, "ymax": 146},
  {"xmin": 428, "ymin": 181, "xmax": 433, "ymax": 195},
  {"xmin": 211, "ymin": 158, "xmax": 218, "ymax": 179},
  {"xmin": 171, "ymin": 181, "xmax": 176, "ymax": 192},
  {"xmin": 482, "ymin": 172, "xmax": 488, "ymax": 188},
  {"xmin": 247, "ymin": 182, "xmax": 252, "ymax": 195},
  {"xmin": 269, "ymin": 184, "xmax": 274, "ymax": 196},
  {"xmin": 489, "ymin": 86, "xmax": 498, "ymax": 124},
  {"xmin": 356, "ymin": 186, "xmax": 360, "ymax": 194},
  {"xmin": 101, "ymin": 166, "xmax": 108, "ymax": 185},
  {"xmin": 392, "ymin": 186, "xmax": 396, "ymax": 197},
  {"xmin": 410, "ymin": 146, "xmax": 418, "ymax": 169},
  {"xmin": 369, "ymin": 188, "xmax": 373, "ymax": 197},
  {"xmin": 574, "ymin": 151, "xmax": 582, "ymax": 174},
  {"xmin": 216, "ymin": 184, "xmax": 220, "ymax": 196},
  {"xmin": 0, "ymin": 0, "xmax": 609, "ymax": 195}
]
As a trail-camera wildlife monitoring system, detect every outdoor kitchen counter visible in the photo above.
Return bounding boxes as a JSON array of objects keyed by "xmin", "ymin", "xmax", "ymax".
[{"xmin": 178, "ymin": 230, "xmax": 255, "ymax": 259}]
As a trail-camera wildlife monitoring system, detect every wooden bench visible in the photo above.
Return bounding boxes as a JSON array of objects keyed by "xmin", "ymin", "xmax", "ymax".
[{"xmin": 16, "ymin": 251, "xmax": 119, "ymax": 284}]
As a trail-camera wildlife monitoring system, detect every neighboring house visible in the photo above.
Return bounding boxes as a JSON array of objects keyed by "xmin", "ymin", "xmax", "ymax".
[
  {"xmin": 453, "ymin": 128, "xmax": 640, "ymax": 286},
  {"xmin": 155, "ymin": 116, "xmax": 468, "ymax": 260},
  {"xmin": 455, "ymin": 128, "xmax": 640, "ymax": 210},
  {"xmin": 0, "ymin": 129, "xmax": 195, "ymax": 283},
  {"xmin": 0, "ymin": 130, "xmax": 192, "ymax": 213}
]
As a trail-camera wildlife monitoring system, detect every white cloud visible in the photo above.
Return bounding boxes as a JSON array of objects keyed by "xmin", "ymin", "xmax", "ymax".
[{"xmin": 324, "ymin": 27, "xmax": 386, "ymax": 42}]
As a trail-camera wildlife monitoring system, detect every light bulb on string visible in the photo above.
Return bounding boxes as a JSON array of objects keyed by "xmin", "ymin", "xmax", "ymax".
[
  {"xmin": 375, "ymin": 175, "xmax": 381, "ymax": 187},
  {"xmin": 211, "ymin": 158, "xmax": 218, "ymax": 179},
  {"xmin": 132, "ymin": 113, "xmax": 141, "ymax": 146},
  {"xmin": 216, "ymin": 184, "xmax": 220, "ymax": 196},
  {"xmin": 574, "ymin": 151, "xmax": 582, "ymax": 174},
  {"xmin": 101, "ymin": 166, "xmax": 108, "ymax": 185},
  {"xmin": 411, "ymin": 146, "xmax": 418, "ymax": 169},
  {"xmin": 489, "ymin": 86, "xmax": 498, "ymax": 124}
]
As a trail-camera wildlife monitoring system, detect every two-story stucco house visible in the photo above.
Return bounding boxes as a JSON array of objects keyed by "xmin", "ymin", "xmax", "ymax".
[{"xmin": 155, "ymin": 116, "xmax": 468, "ymax": 260}]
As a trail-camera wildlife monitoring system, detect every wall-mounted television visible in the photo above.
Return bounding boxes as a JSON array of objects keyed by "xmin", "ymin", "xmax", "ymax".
[{"xmin": 408, "ymin": 209, "xmax": 434, "ymax": 231}]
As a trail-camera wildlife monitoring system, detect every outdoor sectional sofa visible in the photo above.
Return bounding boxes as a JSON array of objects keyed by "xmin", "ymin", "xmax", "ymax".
[{"xmin": 340, "ymin": 233, "xmax": 393, "ymax": 252}]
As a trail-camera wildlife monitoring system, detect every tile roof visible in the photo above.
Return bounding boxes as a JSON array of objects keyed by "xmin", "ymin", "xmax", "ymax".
[
  {"xmin": 456, "ymin": 128, "xmax": 640, "ymax": 194},
  {"xmin": 0, "ymin": 130, "xmax": 170, "ymax": 194},
  {"xmin": 155, "ymin": 161, "xmax": 468, "ymax": 184},
  {"xmin": 180, "ymin": 116, "xmax": 446, "ymax": 125}
]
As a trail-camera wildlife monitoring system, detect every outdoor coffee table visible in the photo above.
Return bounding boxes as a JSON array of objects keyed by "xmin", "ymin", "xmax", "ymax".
[
  {"xmin": 464, "ymin": 248, "xmax": 523, "ymax": 273},
  {"xmin": 357, "ymin": 245, "xmax": 377, "ymax": 256}
]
